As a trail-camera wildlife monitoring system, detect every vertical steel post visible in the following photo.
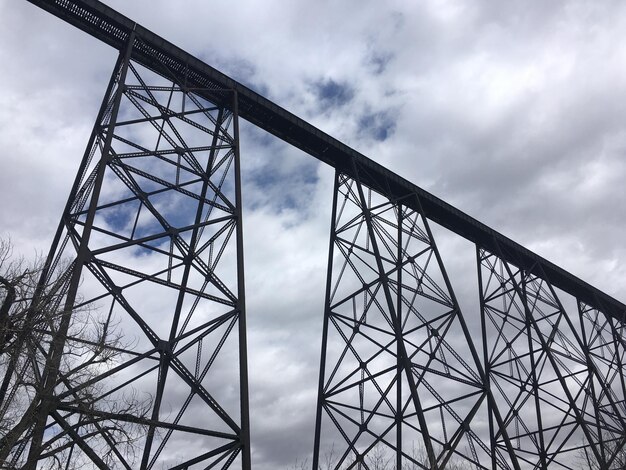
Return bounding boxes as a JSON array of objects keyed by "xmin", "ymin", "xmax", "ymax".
[
  {"xmin": 350, "ymin": 161, "xmax": 437, "ymax": 469},
  {"xmin": 312, "ymin": 170, "xmax": 340, "ymax": 470},
  {"xmin": 520, "ymin": 271, "xmax": 548, "ymax": 469},
  {"xmin": 577, "ymin": 301, "xmax": 608, "ymax": 467},
  {"xmin": 25, "ymin": 31, "xmax": 136, "ymax": 470},
  {"xmin": 395, "ymin": 204, "xmax": 403, "ymax": 470},
  {"xmin": 233, "ymin": 90, "xmax": 252, "ymax": 470},
  {"xmin": 476, "ymin": 246, "xmax": 497, "ymax": 470}
]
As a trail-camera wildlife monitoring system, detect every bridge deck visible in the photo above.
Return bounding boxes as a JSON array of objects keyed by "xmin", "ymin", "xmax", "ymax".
[{"xmin": 26, "ymin": 0, "xmax": 626, "ymax": 320}]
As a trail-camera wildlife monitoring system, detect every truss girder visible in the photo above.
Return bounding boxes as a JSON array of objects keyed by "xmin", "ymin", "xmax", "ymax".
[
  {"xmin": 314, "ymin": 166, "xmax": 502, "ymax": 470},
  {"xmin": 478, "ymin": 247, "xmax": 626, "ymax": 469},
  {"xmin": 313, "ymin": 165, "xmax": 626, "ymax": 470},
  {"xmin": 24, "ymin": 0, "xmax": 626, "ymax": 323},
  {"xmin": 5, "ymin": 2, "xmax": 626, "ymax": 469},
  {"xmin": 4, "ymin": 33, "xmax": 250, "ymax": 470}
]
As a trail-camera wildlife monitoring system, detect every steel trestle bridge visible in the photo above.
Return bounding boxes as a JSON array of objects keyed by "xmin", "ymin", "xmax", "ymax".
[{"xmin": 2, "ymin": 0, "xmax": 625, "ymax": 468}]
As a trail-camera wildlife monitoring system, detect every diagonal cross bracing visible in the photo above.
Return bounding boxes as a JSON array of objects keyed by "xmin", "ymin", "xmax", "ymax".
[
  {"xmin": 2, "ymin": 34, "xmax": 250, "ymax": 469},
  {"xmin": 24, "ymin": 0, "xmax": 626, "ymax": 322},
  {"xmin": 478, "ymin": 247, "xmax": 626, "ymax": 469},
  {"xmin": 7, "ymin": 1, "xmax": 626, "ymax": 469},
  {"xmin": 314, "ymin": 167, "xmax": 502, "ymax": 470}
]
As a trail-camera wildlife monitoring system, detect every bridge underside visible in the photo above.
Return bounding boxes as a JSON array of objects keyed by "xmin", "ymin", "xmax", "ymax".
[
  {"xmin": 313, "ymin": 166, "xmax": 626, "ymax": 469},
  {"xmin": 2, "ymin": 1, "xmax": 626, "ymax": 469}
]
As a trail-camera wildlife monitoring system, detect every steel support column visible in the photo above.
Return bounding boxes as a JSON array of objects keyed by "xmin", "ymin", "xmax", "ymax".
[
  {"xmin": 314, "ymin": 164, "xmax": 494, "ymax": 469},
  {"xmin": 477, "ymin": 246, "xmax": 626, "ymax": 469},
  {"xmin": 5, "ymin": 2, "xmax": 626, "ymax": 469},
  {"xmin": 578, "ymin": 301, "xmax": 626, "ymax": 469},
  {"xmin": 4, "ymin": 31, "xmax": 250, "ymax": 470}
]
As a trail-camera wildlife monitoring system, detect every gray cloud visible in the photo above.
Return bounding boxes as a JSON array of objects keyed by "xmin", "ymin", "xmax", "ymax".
[
  {"xmin": 2, "ymin": 0, "xmax": 626, "ymax": 469},
  {"xmin": 313, "ymin": 79, "xmax": 355, "ymax": 109}
]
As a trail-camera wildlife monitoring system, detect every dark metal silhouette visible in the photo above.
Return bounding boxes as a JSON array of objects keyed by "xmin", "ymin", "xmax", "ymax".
[
  {"xmin": 3, "ymin": 0, "xmax": 625, "ymax": 468},
  {"xmin": 3, "ymin": 26, "xmax": 250, "ymax": 469}
]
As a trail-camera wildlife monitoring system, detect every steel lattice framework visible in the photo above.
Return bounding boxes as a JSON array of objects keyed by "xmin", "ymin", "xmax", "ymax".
[
  {"xmin": 1, "ymin": 0, "xmax": 625, "ymax": 469},
  {"xmin": 2, "ymin": 27, "xmax": 250, "ymax": 469}
]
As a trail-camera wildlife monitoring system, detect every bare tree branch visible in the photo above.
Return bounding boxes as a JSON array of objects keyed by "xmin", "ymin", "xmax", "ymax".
[{"xmin": 0, "ymin": 238, "xmax": 148, "ymax": 469}]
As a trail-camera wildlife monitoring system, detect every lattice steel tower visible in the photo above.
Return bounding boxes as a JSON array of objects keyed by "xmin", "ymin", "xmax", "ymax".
[{"xmin": 1, "ymin": 0, "xmax": 625, "ymax": 469}]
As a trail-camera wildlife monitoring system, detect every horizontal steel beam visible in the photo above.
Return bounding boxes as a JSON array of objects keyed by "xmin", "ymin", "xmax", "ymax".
[{"xmin": 25, "ymin": 0, "xmax": 626, "ymax": 321}]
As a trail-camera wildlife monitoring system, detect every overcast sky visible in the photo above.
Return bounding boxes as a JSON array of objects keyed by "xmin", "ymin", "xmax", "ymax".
[{"xmin": 1, "ymin": 1, "xmax": 626, "ymax": 469}]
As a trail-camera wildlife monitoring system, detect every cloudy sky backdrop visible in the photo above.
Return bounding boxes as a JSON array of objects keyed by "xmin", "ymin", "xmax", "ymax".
[{"xmin": 1, "ymin": 1, "xmax": 626, "ymax": 468}]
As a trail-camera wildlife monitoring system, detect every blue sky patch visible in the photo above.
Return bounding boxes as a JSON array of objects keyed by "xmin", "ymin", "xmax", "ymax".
[
  {"xmin": 358, "ymin": 111, "xmax": 396, "ymax": 141},
  {"xmin": 314, "ymin": 79, "xmax": 355, "ymax": 108},
  {"xmin": 367, "ymin": 51, "xmax": 393, "ymax": 75}
]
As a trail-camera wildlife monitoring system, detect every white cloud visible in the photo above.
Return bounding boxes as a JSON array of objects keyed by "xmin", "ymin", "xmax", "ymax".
[{"xmin": 1, "ymin": 1, "xmax": 625, "ymax": 469}]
